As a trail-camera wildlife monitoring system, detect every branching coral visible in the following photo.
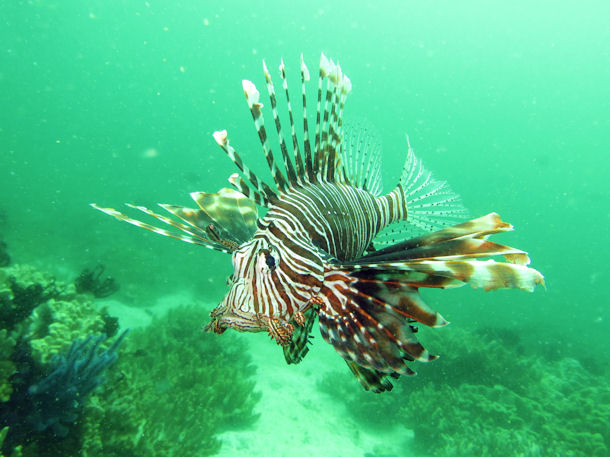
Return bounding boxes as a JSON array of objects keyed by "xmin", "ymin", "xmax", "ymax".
[
  {"xmin": 0, "ymin": 263, "xmax": 124, "ymax": 456},
  {"xmin": 26, "ymin": 294, "xmax": 115, "ymax": 365},
  {"xmin": 26, "ymin": 331, "xmax": 128, "ymax": 437},
  {"xmin": 81, "ymin": 305, "xmax": 261, "ymax": 457}
]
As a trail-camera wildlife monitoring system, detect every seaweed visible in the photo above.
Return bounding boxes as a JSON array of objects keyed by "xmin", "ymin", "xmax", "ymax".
[{"xmin": 74, "ymin": 264, "xmax": 119, "ymax": 298}]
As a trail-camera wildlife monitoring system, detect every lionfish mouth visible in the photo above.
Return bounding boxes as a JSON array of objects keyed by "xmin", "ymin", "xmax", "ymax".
[
  {"xmin": 203, "ymin": 318, "xmax": 227, "ymax": 334},
  {"xmin": 204, "ymin": 304, "xmax": 262, "ymax": 334}
]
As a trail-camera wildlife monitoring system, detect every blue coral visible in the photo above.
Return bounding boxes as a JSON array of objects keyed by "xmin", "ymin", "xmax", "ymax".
[{"xmin": 26, "ymin": 330, "xmax": 128, "ymax": 437}]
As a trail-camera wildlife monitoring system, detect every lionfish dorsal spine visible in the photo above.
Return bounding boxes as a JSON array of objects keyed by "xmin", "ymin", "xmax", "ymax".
[
  {"xmin": 228, "ymin": 173, "xmax": 266, "ymax": 207},
  {"xmin": 313, "ymin": 53, "xmax": 327, "ymax": 178},
  {"xmin": 324, "ymin": 61, "xmax": 347, "ymax": 182},
  {"xmin": 215, "ymin": 54, "xmax": 352, "ymax": 206},
  {"xmin": 212, "ymin": 130, "xmax": 273, "ymax": 206},
  {"xmin": 262, "ymin": 60, "xmax": 298, "ymax": 186},
  {"xmin": 300, "ymin": 54, "xmax": 315, "ymax": 183},
  {"xmin": 278, "ymin": 58, "xmax": 306, "ymax": 184},
  {"xmin": 242, "ymin": 79, "xmax": 288, "ymax": 193}
]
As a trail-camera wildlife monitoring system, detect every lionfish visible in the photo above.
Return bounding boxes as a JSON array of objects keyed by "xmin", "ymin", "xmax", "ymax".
[{"xmin": 93, "ymin": 54, "xmax": 544, "ymax": 392}]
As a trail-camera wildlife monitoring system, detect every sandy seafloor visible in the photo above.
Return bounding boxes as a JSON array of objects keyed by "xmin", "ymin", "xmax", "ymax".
[{"xmin": 102, "ymin": 292, "xmax": 413, "ymax": 457}]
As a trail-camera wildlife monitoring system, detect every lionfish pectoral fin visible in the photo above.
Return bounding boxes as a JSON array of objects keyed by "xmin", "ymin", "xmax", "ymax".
[
  {"xmin": 188, "ymin": 187, "xmax": 258, "ymax": 244},
  {"xmin": 282, "ymin": 307, "xmax": 317, "ymax": 365},
  {"xmin": 345, "ymin": 360, "xmax": 395, "ymax": 393},
  {"xmin": 354, "ymin": 213, "xmax": 545, "ymax": 292},
  {"xmin": 90, "ymin": 204, "xmax": 232, "ymax": 254},
  {"xmin": 318, "ymin": 212, "xmax": 544, "ymax": 390},
  {"xmin": 318, "ymin": 265, "xmax": 439, "ymax": 388}
]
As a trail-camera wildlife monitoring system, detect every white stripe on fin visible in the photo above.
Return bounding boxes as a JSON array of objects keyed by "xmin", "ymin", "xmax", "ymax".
[{"xmin": 89, "ymin": 204, "xmax": 231, "ymax": 253}]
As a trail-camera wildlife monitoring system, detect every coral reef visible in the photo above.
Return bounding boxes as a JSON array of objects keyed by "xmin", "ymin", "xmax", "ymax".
[
  {"xmin": 1, "ymin": 261, "xmax": 261, "ymax": 457},
  {"xmin": 25, "ymin": 294, "xmax": 113, "ymax": 366},
  {"xmin": 81, "ymin": 304, "xmax": 261, "ymax": 457},
  {"xmin": 0, "ymin": 265, "xmax": 60, "ymax": 333},
  {"xmin": 74, "ymin": 264, "xmax": 119, "ymax": 298},
  {"xmin": 0, "ymin": 331, "xmax": 16, "ymax": 403},
  {"xmin": 0, "ymin": 427, "xmax": 21, "ymax": 457},
  {"xmin": 321, "ymin": 325, "xmax": 610, "ymax": 457},
  {"xmin": 26, "ymin": 331, "xmax": 128, "ymax": 437},
  {"xmin": 0, "ymin": 263, "xmax": 124, "ymax": 456}
]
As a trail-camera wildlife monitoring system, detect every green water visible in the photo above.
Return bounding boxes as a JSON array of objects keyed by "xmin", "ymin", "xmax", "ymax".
[{"xmin": 1, "ymin": 1, "xmax": 608, "ymax": 456}]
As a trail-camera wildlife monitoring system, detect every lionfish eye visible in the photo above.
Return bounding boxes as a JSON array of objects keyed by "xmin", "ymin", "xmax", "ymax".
[{"xmin": 265, "ymin": 253, "xmax": 276, "ymax": 269}]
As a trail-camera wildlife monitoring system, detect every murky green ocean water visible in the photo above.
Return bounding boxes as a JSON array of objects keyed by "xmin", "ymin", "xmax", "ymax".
[{"xmin": 1, "ymin": 1, "xmax": 608, "ymax": 456}]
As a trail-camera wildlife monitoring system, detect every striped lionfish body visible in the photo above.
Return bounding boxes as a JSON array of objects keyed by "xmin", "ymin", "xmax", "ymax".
[{"xmin": 93, "ymin": 54, "xmax": 544, "ymax": 392}]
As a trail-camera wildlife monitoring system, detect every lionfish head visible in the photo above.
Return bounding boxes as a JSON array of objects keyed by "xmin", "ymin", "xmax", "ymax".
[{"xmin": 205, "ymin": 223, "xmax": 324, "ymax": 339}]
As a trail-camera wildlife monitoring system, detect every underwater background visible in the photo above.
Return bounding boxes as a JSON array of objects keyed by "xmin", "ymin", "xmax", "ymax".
[{"xmin": 1, "ymin": 0, "xmax": 608, "ymax": 456}]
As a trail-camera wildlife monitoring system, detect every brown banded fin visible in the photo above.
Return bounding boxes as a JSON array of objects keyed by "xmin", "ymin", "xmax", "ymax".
[
  {"xmin": 242, "ymin": 79, "xmax": 288, "ymax": 192},
  {"xmin": 189, "ymin": 187, "xmax": 257, "ymax": 244},
  {"xmin": 89, "ymin": 204, "xmax": 232, "ymax": 254},
  {"xmin": 345, "ymin": 360, "xmax": 395, "ymax": 393},
  {"xmin": 212, "ymin": 129, "xmax": 275, "ymax": 205},
  {"xmin": 283, "ymin": 307, "xmax": 317, "ymax": 365},
  {"xmin": 363, "ymin": 213, "xmax": 532, "ymax": 266},
  {"xmin": 262, "ymin": 60, "xmax": 298, "ymax": 186}
]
